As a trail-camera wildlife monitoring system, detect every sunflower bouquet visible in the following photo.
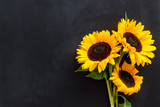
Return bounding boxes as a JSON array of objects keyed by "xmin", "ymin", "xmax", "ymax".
[{"xmin": 75, "ymin": 13, "xmax": 156, "ymax": 107}]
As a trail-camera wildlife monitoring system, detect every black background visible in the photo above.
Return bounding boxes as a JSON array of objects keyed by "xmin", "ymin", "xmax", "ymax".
[{"xmin": 0, "ymin": 0, "xmax": 160, "ymax": 107}]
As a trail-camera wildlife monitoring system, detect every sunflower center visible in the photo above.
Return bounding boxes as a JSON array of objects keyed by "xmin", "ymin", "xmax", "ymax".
[
  {"xmin": 88, "ymin": 42, "xmax": 111, "ymax": 61},
  {"xmin": 119, "ymin": 70, "xmax": 135, "ymax": 88},
  {"xmin": 123, "ymin": 32, "xmax": 142, "ymax": 52}
]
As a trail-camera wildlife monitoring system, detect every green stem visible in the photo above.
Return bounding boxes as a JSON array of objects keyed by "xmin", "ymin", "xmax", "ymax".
[
  {"xmin": 108, "ymin": 64, "xmax": 113, "ymax": 76},
  {"xmin": 113, "ymin": 85, "xmax": 116, "ymax": 103},
  {"xmin": 115, "ymin": 88, "xmax": 118, "ymax": 107},
  {"xmin": 106, "ymin": 78, "xmax": 114, "ymax": 107},
  {"xmin": 118, "ymin": 52, "xmax": 125, "ymax": 64}
]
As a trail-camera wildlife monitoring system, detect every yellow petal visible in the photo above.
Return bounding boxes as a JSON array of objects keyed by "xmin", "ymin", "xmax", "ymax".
[
  {"xmin": 142, "ymin": 46, "xmax": 156, "ymax": 51},
  {"xmin": 139, "ymin": 30, "xmax": 150, "ymax": 39},
  {"xmin": 82, "ymin": 60, "xmax": 92, "ymax": 69},
  {"xmin": 122, "ymin": 61, "xmax": 128, "ymax": 70},
  {"xmin": 126, "ymin": 21, "xmax": 136, "ymax": 32},
  {"xmin": 89, "ymin": 62, "xmax": 97, "ymax": 71},
  {"xmin": 129, "ymin": 52, "xmax": 136, "ymax": 65},
  {"xmin": 135, "ymin": 52, "xmax": 142, "ymax": 64},
  {"xmin": 131, "ymin": 69, "xmax": 139, "ymax": 75},
  {"xmin": 88, "ymin": 33, "xmax": 97, "ymax": 44},
  {"xmin": 142, "ymin": 40, "xmax": 154, "ymax": 45},
  {"xmin": 99, "ymin": 60, "xmax": 106, "ymax": 71},
  {"xmin": 109, "ymin": 77, "xmax": 117, "ymax": 80},
  {"xmin": 117, "ymin": 86, "xmax": 126, "ymax": 92},
  {"xmin": 140, "ymin": 51, "xmax": 155, "ymax": 58},
  {"xmin": 77, "ymin": 57, "xmax": 88, "ymax": 63},
  {"xmin": 139, "ymin": 55, "xmax": 151, "ymax": 64},
  {"xmin": 109, "ymin": 57, "xmax": 115, "ymax": 65},
  {"xmin": 98, "ymin": 63, "xmax": 103, "ymax": 73}
]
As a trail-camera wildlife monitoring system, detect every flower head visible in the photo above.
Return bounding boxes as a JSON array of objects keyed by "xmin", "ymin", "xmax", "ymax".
[
  {"xmin": 113, "ymin": 19, "xmax": 156, "ymax": 66},
  {"xmin": 76, "ymin": 30, "xmax": 121, "ymax": 73},
  {"xmin": 110, "ymin": 62, "xmax": 143, "ymax": 95}
]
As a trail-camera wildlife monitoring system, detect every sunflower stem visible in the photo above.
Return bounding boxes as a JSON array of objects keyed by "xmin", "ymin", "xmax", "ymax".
[
  {"xmin": 118, "ymin": 51, "xmax": 125, "ymax": 64},
  {"xmin": 115, "ymin": 87, "xmax": 118, "ymax": 107},
  {"xmin": 108, "ymin": 63, "xmax": 113, "ymax": 76},
  {"xmin": 113, "ymin": 85, "xmax": 116, "ymax": 102},
  {"xmin": 106, "ymin": 78, "xmax": 115, "ymax": 107}
]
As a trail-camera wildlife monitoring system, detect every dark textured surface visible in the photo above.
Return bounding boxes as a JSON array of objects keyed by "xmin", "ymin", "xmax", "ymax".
[{"xmin": 0, "ymin": 0, "xmax": 159, "ymax": 107}]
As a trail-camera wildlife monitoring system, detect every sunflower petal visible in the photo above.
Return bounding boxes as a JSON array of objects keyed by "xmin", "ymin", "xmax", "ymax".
[
  {"xmin": 77, "ymin": 57, "xmax": 88, "ymax": 63},
  {"xmin": 82, "ymin": 60, "xmax": 93, "ymax": 69},
  {"xmin": 89, "ymin": 62, "xmax": 97, "ymax": 71},
  {"xmin": 129, "ymin": 52, "xmax": 136, "ymax": 65},
  {"xmin": 109, "ymin": 57, "xmax": 115, "ymax": 65},
  {"xmin": 140, "ymin": 51, "xmax": 155, "ymax": 58},
  {"xmin": 98, "ymin": 63, "xmax": 103, "ymax": 73},
  {"xmin": 142, "ymin": 45, "xmax": 156, "ymax": 51}
]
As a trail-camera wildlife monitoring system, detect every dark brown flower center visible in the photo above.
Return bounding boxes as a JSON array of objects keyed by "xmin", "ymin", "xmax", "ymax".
[
  {"xmin": 88, "ymin": 42, "xmax": 111, "ymax": 61},
  {"xmin": 119, "ymin": 70, "xmax": 135, "ymax": 88},
  {"xmin": 123, "ymin": 32, "xmax": 142, "ymax": 52}
]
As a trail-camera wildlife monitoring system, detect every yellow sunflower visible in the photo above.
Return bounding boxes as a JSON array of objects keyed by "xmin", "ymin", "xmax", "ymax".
[
  {"xmin": 76, "ymin": 30, "xmax": 121, "ymax": 73},
  {"xmin": 110, "ymin": 62, "xmax": 143, "ymax": 95},
  {"xmin": 113, "ymin": 18, "xmax": 156, "ymax": 66}
]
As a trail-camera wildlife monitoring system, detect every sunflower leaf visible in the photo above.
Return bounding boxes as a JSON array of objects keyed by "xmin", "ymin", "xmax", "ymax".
[
  {"xmin": 118, "ymin": 95, "xmax": 131, "ymax": 107},
  {"xmin": 75, "ymin": 66, "xmax": 88, "ymax": 72},
  {"xmin": 103, "ymin": 70, "xmax": 108, "ymax": 79},
  {"xmin": 86, "ymin": 69, "xmax": 103, "ymax": 80}
]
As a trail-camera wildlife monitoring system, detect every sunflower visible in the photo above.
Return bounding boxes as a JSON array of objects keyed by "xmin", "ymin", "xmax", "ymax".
[
  {"xmin": 110, "ymin": 62, "xmax": 143, "ymax": 95},
  {"xmin": 76, "ymin": 30, "xmax": 121, "ymax": 73},
  {"xmin": 112, "ymin": 18, "xmax": 156, "ymax": 66}
]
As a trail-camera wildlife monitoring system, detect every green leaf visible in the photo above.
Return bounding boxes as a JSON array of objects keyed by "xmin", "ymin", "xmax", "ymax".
[
  {"xmin": 86, "ymin": 69, "xmax": 103, "ymax": 80},
  {"xmin": 75, "ymin": 66, "xmax": 88, "ymax": 72},
  {"xmin": 103, "ymin": 70, "xmax": 108, "ymax": 79},
  {"xmin": 118, "ymin": 95, "xmax": 131, "ymax": 107},
  {"xmin": 125, "ymin": 12, "xmax": 128, "ymax": 21}
]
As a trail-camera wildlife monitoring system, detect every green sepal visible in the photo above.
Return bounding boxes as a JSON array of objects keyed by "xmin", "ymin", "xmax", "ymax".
[
  {"xmin": 86, "ymin": 68, "xmax": 107, "ymax": 80},
  {"xmin": 118, "ymin": 95, "xmax": 131, "ymax": 107},
  {"xmin": 75, "ymin": 66, "xmax": 88, "ymax": 72}
]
